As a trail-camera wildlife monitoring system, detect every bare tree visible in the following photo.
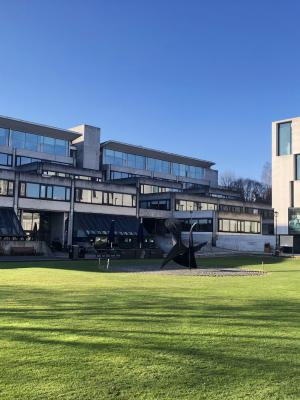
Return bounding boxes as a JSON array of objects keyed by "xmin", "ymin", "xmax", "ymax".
[
  {"xmin": 261, "ymin": 162, "xmax": 272, "ymax": 187},
  {"xmin": 220, "ymin": 171, "xmax": 237, "ymax": 188}
]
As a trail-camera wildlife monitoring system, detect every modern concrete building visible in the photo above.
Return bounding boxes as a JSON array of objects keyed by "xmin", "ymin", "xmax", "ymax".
[
  {"xmin": 272, "ymin": 116, "xmax": 300, "ymax": 251},
  {"xmin": 0, "ymin": 115, "xmax": 274, "ymax": 255}
]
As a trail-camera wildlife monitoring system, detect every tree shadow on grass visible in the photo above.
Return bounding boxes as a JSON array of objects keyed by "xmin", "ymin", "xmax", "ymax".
[
  {"xmin": 0, "ymin": 255, "xmax": 288, "ymax": 274},
  {"xmin": 1, "ymin": 284, "xmax": 300, "ymax": 398}
]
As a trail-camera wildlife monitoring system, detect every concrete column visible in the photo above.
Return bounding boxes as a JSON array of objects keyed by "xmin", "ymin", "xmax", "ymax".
[
  {"xmin": 212, "ymin": 211, "xmax": 218, "ymax": 246},
  {"xmin": 67, "ymin": 180, "xmax": 75, "ymax": 246},
  {"xmin": 13, "ymin": 171, "xmax": 19, "ymax": 215}
]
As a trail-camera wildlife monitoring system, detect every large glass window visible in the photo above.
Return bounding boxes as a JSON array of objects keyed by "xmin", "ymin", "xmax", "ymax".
[
  {"xmin": 11, "ymin": 130, "xmax": 26, "ymax": 149},
  {"xmin": 0, "ymin": 128, "xmax": 9, "ymax": 146},
  {"xmin": 26, "ymin": 183, "xmax": 40, "ymax": 198},
  {"xmin": 25, "ymin": 133, "xmax": 39, "ymax": 152},
  {"xmin": 53, "ymin": 186, "xmax": 67, "ymax": 201},
  {"xmin": 42, "ymin": 136, "xmax": 55, "ymax": 154},
  {"xmin": 55, "ymin": 139, "xmax": 68, "ymax": 156},
  {"xmin": 278, "ymin": 122, "xmax": 291, "ymax": 155}
]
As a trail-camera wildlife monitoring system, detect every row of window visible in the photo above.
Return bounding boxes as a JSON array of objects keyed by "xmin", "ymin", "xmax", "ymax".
[
  {"xmin": 109, "ymin": 171, "xmax": 144, "ymax": 180},
  {"xmin": 103, "ymin": 149, "xmax": 204, "ymax": 179},
  {"xmin": 218, "ymin": 219, "xmax": 261, "ymax": 234},
  {"xmin": 219, "ymin": 204, "xmax": 242, "ymax": 213},
  {"xmin": 176, "ymin": 199, "xmax": 273, "ymax": 217},
  {"xmin": 42, "ymin": 170, "xmax": 101, "ymax": 182},
  {"xmin": 180, "ymin": 218, "xmax": 213, "ymax": 232},
  {"xmin": 140, "ymin": 184, "xmax": 179, "ymax": 194},
  {"xmin": 0, "ymin": 154, "xmax": 70, "ymax": 168},
  {"xmin": 75, "ymin": 188, "xmax": 136, "ymax": 207},
  {"xmin": 245, "ymin": 207, "xmax": 274, "ymax": 218},
  {"xmin": 0, "ymin": 127, "xmax": 69, "ymax": 156},
  {"xmin": 20, "ymin": 182, "xmax": 71, "ymax": 201},
  {"xmin": 139, "ymin": 199, "xmax": 170, "ymax": 210},
  {"xmin": 176, "ymin": 199, "xmax": 218, "ymax": 211}
]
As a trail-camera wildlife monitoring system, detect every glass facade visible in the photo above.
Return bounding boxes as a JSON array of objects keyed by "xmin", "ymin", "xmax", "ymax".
[
  {"xmin": 288, "ymin": 208, "xmax": 300, "ymax": 234},
  {"xmin": 103, "ymin": 148, "xmax": 204, "ymax": 179},
  {"xmin": 75, "ymin": 188, "xmax": 136, "ymax": 207},
  {"xmin": 0, "ymin": 127, "xmax": 70, "ymax": 157},
  {"xmin": 278, "ymin": 122, "xmax": 291, "ymax": 155},
  {"xmin": 139, "ymin": 199, "xmax": 170, "ymax": 210},
  {"xmin": 20, "ymin": 182, "xmax": 70, "ymax": 201},
  {"xmin": 0, "ymin": 128, "xmax": 9, "ymax": 146},
  {"xmin": 218, "ymin": 219, "xmax": 261, "ymax": 234},
  {"xmin": 0, "ymin": 179, "xmax": 14, "ymax": 196},
  {"xmin": 175, "ymin": 199, "xmax": 217, "ymax": 211}
]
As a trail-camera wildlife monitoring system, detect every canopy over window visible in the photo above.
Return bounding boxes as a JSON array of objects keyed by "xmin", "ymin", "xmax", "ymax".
[
  {"xmin": 73, "ymin": 213, "xmax": 144, "ymax": 237},
  {"xmin": 0, "ymin": 208, "xmax": 25, "ymax": 238}
]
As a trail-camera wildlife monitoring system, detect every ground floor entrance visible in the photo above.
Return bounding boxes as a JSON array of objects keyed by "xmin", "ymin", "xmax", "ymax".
[{"xmin": 19, "ymin": 210, "xmax": 67, "ymax": 248}]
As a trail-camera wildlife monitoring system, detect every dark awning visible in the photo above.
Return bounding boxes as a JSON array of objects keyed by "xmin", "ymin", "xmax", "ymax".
[
  {"xmin": 73, "ymin": 213, "xmax": 142, "ymax": 237},
  {"xmin": 0, "ymin": 208, "xmax": 25, "ymax": 238}
]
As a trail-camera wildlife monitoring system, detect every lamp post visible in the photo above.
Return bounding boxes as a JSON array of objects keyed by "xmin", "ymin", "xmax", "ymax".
[{"xmin": 274, "ymin": 211, "xmax": 279, "ymax": 255}]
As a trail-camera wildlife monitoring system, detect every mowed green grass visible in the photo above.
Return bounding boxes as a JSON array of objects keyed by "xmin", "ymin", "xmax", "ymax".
[{"xmin": 0, "ymin": 256, "xmax": 299, "ymax": 400}]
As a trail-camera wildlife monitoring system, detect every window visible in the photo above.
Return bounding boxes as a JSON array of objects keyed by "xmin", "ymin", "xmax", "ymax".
[
  {"xmin": 0, "ymin": 153, "xmax": 12, "ymax": 166},
  {"xmin": 140, "ymin": 184, "xmax": 178, "ymax": 194},
  {"xmin": 219, "ymin": 204, "xmax": 242, "ymax": 213},
  {"xmin": 180, "ymin": 218, "xmax": 213, "ymax": 232},
  {"xmin": 25, "ymin": 133, "xmax": 39, "ymax": 152},
  {"xmin": 42, "ymin": 136, "xmax": 55, "ymax": 154},
  {"xmin": 278, "ymin": 122, "xmax": 291, "ymax": 155},
  {"xmin": 218, "ymin": 218, "xmax": 260, "ymax": 234},
  {"xmin": 92, "ymin": 190, "xmax": 102, "ymax": 204},
  {"xmin": 0, "ymin": 179, "xmax": 14, "ymax": 196},
  {"xmin": 75, "ymin": 188, "xmax": 136, "ymax": 207},
  {"xmin": 11, "ymin": 131, "xmax": 26, "ymax": 149},
  {"xmin": 55, "ymin": 139, "xmax": 68, "ymax": 156},
  {"xmin": 139, "ymin": 199, "xmax": 170, "ymax": 210},
  {"xmin": 16, "ymin": 156, "xmax": 41, "ymax": 166},
  {"xmin": 26, "ymin": 183, "xmax": 40, "ymax": 198},
  {"xmin": 20, "ymin": 182, "xmax": 70, "ymax": 201},
  {"xmin": 53, "ymin": 186, "xmax": 67, "ymax": 201},
  {"xmin": 175, "ymin": 199, "xmax": 216, "ymax": 211}
]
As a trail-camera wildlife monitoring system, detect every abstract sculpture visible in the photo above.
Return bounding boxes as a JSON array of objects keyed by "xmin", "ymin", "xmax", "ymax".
[{"xmin": 161, "ymin": 219, "xmax": 207, "ymax": 269}]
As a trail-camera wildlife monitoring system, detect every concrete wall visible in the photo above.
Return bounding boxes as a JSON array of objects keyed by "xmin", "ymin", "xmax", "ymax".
[
  {"xmin": 71, "ymin": 125, "xmax": 100, "ymax": 170},
  {"xmin": 182, "ymin": 231, "xmax": 275, "ymax": 252},
  {"xmin": 272, "ymin": 117, "xmax": 299, "ymax": 234},
  {"xmin": 216, "ymin": 233, "xmax": 275, "ymax": 252},
  {"xmin": 74, "ymin": 203, "xmax": 136, "ymax": 216},
  {"xmin": 0, "ymin": 240, "xmax": 51, "ymax": 255}
]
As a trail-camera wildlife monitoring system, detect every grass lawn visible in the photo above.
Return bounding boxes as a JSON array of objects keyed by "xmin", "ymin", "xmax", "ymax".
[{"xmin": 0, "ymin": 256, "xmax": 299, "ymax": 399}]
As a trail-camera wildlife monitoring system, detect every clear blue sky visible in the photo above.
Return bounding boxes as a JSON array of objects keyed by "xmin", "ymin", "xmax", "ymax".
[{"xmin": 0, "ymin": 0, "xmax": 299, "ymax": 180}]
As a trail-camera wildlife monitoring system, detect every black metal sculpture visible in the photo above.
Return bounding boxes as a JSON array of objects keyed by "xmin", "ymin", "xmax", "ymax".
[{"xmin": 161, "ymin": 219, "xmax": 207, "ymax": 269}]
